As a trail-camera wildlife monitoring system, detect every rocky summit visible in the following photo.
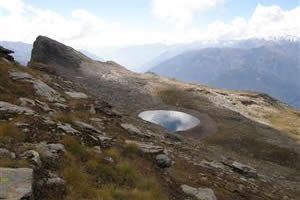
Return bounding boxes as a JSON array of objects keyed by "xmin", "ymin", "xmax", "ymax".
[{"xmin": 0, "ymin": 36, "xmax": 299, "ymax": 200}]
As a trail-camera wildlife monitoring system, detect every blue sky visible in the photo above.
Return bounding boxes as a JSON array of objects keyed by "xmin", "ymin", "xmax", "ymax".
[
  {"xmin": 0, "ymin": 0, "xmax": 299, "ymax": 47},
  {"xmin": 22, "ymin": 0, "xmax": 298, "ymax": 24}
]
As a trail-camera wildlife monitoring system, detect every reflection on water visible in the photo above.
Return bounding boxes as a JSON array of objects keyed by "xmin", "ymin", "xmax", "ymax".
[{"xmin": 138, "ymin": 110, "xmax": 200, "ymax": 132}]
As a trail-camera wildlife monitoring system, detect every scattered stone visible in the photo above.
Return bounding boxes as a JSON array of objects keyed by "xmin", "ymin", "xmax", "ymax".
[
  {"xmin": 57, "ymin": 123, "xmax": 80, "ymax": 134},
  {"xmin": 156, "ymin": 154, "xmax": 172, "ymax": 168},
  {"xmin": 196, "ymin": 160, "xmax": 225, "ymax": 170},
  {"xmin": 35, "ymin": 142, "xmax": 65, "ymax": 159},
  {"xmin": 181, "ymin": 184, "xmax": 217, "ymax": 200},
  {"xmin": 97, "ymin": 135, "xmax": 113, "ymax": 145},
  {"xmin": 0, "ymin": 168, "xmax": 33, "ymax": 200},
  {"xmin": 93, "ymin": 146, "xmax": 102, "ymax": 153},
  {"xmin": 35, "ymin": 99, "xmax": 52, "ymax": 112},
  {"xmin": 21, "ymin": 150, "xmax": 41, "ymax": 167},
  {"xmin": 9, "ymin": 71, "xmax": 65, "ymax": 102},
  {"xmin": 89, "ymin": 104, "xmax": 96, "ymax": 114},
  {"xmin": 32, "ymin": 80, "xmax": 65, "ymax": 102},
  {"xmin": 74, "ymin": 121, "xmax": 103, "ymax": 134},
  {"xmin": 104, "ymin": 157, "xmax": 114, "ymax": 163},
  {"xmin": 53, "ymin": 103, "xmax": 69, "ymax": 109},
  {"xmin": 0, "ymin": 148, "xmax": 16, "ymax": 159},
  {"xmin": 9, "ymin": 71, "xmax": 33, "ymax": 81},
  {"xmin": 0, "ymin": 101, "xmax": 36, "ymax": 116},
  {"xmin": 46, "ymin": 176, "xmax": 65, "ymax": 186},
  {"xmin": 15, "ymin": 122, "xmax": 30, "ymax": 127},
  {"xmin": 125, "ymin": 140, "xmax": 164, "ymax": 154},
  {"xmin": 65, "ymin": 91, "xmax": 88, "ymax": 99},
  {"xmin": 18, "ymin": 97, "xmax": 36, "ymax": 107},
  {"xmin": 43, "ymin": 116, "xmax": 56, "ymax": 125},
  {"xmin": 223, "ymin": 161, "xmax": 257, "ymax": 178},
  {"xmin": 90, "ymin": 118, "xmax": 104, "ymax": 122},
  {"xmin": 121, "ymin": 123, "xmax": 152, "ymax": 138}
]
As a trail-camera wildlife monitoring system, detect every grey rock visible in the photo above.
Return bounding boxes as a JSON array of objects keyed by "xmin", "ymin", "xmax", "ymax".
[
  {"xmin": 57, "ymin": 123, "xmax": 80, "ymax": 134},
  {"xmin": 121, "ymin": 123, "xmax": 152, "ymax": 138},
  {"xmin": 74, "ymin": 121, "xmax": 103, "ymax": 135},
  {"xmin": 223, "ymin": 161, "xmax": 257, "ymax": 178},
  {"xmin": 97, "ymin": 135, "xmax": 112, "ymax": 145},
  {"xmin": 9, "ymin": 71, "xmax": 33, "ymax": 81},
  {"xmin": 181, "ymin": 184, "xmax": 217, "ymax": 200},
  {"xmin": 35, "ymin": 142, "xmax": 65, "ymax": 159},
  {"xmin": 21, "ymin": 150, "xmax": 41, "ymax": 167},
  {"xmin": 125, "ymin": 140, "xmax": 164, "ymax": 154},
  {"xmin": 53, "ymin": 103, "xmax": 69, "ymax": 109},
  {"xmin": 0, "ymin": 167, "xmax": 33, "ymax": 200},
  {"xmin": 15, "ymin": 122, "xmax": 30, "ymax": 127},
  {"xmin": 35, "ymin": 99, "xmax": 52, "ymax": 112},
  {"xmin": 32, "ymin": 80, "xmax": 65, "ymax": 102},
  {"xmin": 156, "ymin": 154, "xmax": 171, "ymax": 168},
  {"xmin": 89, "ymin": 104, "xmax": 96, "ymax": 114},
  {"xmin": 196, "ymin": 160, "xmax": 225, "ymax": 170},
  {"xmin": 9, "ymin": 71, "xmax": 65, "ymax": 103},
  {"xmin": 93, "ymin": 146, "xmax": 102, "ymax": 153},
  {"xmin": 0, "ymin": 101, "xmax": 36, "ymax": 116},
  {"xmin": 0, "ymin": 148, "xmax": 16, "ymax": 159},
  {"xmin": 18, "ymin": 97, "xmax": 36, "ymax": 107},
  {"xmin": 65, "ymin": 91, "xmax": 88, "ymax": 99},
  {"xmin": 46, "ymin": 177, "xmax": 65, "ymax": 186},
  {"xmin": 89, "ymin": 118, "xmax": 104, "ymax": 123},
  {"xmin": 42, "ymin": 116, "xmax": 56, "ymax": 125}
]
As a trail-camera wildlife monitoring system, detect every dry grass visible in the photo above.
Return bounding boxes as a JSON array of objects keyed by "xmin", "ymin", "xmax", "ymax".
[
  {"xmin": 0, "ymin": 158, "xmax": 30, "ymax": 168},
  {"xmin": 53, "ymin": 111, "xmax": 91, "ymax": 124},
  {"xmin": 264, "ymin": 109, "xmax": 300, "ymax": 141},
  {"xmin": 0, "ymin": 60, "xmax": 35, "ymax": 103},
  {"xmin": 0, "ymin": 123, "xmax": 25, "ymax": 144},
  {"xmin": 58, "ymin": 135, "xmax": 168, "ymax": 200}
]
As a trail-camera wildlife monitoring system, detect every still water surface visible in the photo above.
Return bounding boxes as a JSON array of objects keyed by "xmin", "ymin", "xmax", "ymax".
[{"xmin": 138, "ymin": 110, "xmax": 200, "ymax": 132}]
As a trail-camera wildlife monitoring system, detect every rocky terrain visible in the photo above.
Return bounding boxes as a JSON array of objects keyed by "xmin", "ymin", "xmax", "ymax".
[{"xmin": 0, "ymin": 37, "xmax": 299, "ymax": 200}]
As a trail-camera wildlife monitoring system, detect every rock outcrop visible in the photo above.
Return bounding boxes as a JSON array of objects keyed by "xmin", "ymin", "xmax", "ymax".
[
  {"xmin": 31, "ymin": 36, "xmax": 90, "ymax": 69},
  {"xmin": 0, "ymin": 46, "xmax": 14, "ymax": 62},
  {"xmin": 0, "ymin": 168, "xmax": 33, "ymax": 199}
]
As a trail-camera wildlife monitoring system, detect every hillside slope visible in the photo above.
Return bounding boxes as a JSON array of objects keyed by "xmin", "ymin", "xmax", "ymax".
[{"xmin": 0, "ymin": 37, "xmax": 299, "ymax": 200}]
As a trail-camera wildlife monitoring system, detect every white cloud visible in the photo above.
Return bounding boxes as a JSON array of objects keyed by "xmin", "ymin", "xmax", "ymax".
[
  {"xmin": 174, "ymin": 4, "xmax": 300, "ymax": 42},
  {"xmin": 0, "ymin": 0, "xmax": 162, "ymax": 47},
  {"xmin": 0, "ymin": 0, "xmax": 299, "ymax": 50},
  {"xmin": 152, "ymin": 0, "xmax": 224, "ymax": 27}
]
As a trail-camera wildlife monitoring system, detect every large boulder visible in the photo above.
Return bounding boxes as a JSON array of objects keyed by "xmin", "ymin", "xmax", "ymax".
[
  {"xmin": 0, "ymin": 168, "xmax": 33, "ymax": 199},
  {"xmin": 31, "ymin": 36, "xmax": 90, "ymax": 69}
]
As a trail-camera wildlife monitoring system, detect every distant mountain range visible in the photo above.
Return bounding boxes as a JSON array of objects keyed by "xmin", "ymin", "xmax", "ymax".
[{"xmin": 150, "ymin": 41, "xmax": 300, "ymax": 108}]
